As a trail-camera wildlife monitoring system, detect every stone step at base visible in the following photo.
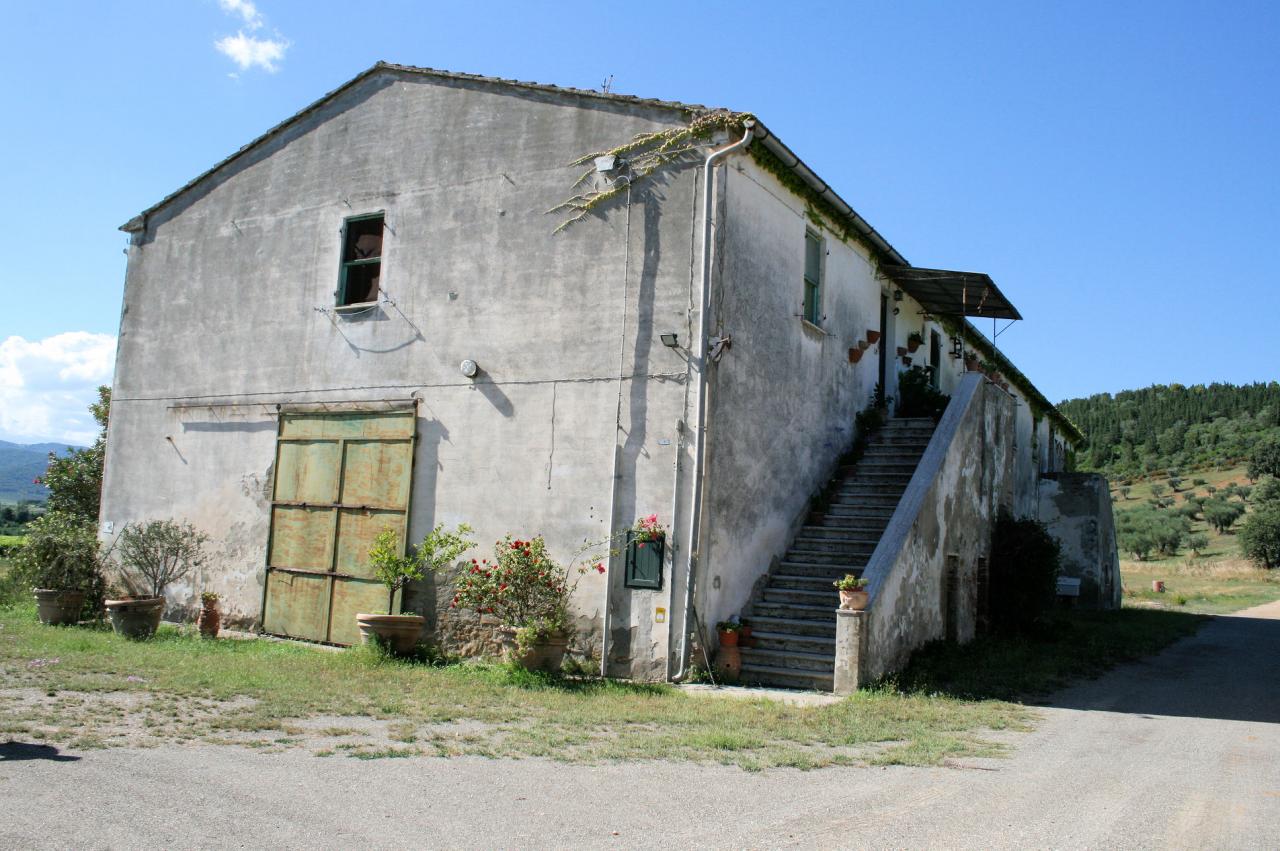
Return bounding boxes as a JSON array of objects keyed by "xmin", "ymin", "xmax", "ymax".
[
  {"xmin": 739, "ymin": 662, "xmax": 834, "ymax": 691},
  {"xmin": 740, "ymin": 646, "xmax": 835, "ymax": 673}
]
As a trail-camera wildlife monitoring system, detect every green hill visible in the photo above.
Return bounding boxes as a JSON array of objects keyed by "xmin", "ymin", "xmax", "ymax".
[
  {"xmin": 1059, "ymin": 382, "xmax": 1280, "ymax": 478},
  {"xmin": 0, "ymin": 441, "xmax": 80, "ymax": 503}
]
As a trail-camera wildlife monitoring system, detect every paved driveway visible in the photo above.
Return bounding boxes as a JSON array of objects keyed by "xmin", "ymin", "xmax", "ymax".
[{"xmin": 3, "ymin": 601, "xmax": 1278, "ymax": 849}]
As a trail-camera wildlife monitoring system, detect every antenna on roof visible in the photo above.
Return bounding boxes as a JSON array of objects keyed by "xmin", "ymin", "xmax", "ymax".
[{"xmin": 600, "ymin": 74, "xmax": 614, "ymax": 94}]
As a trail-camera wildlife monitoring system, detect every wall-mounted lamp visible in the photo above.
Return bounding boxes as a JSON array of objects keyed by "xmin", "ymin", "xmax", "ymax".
[
  {"xmin": 659, "ymin": 332, "xmax": 679, "ymax": 348},
  {"xmin": 594, "ymin": 154, "xmax": 617, "ymax": 173},
  {"xmin": 950, "ymin": 336, "xmax": 964, "ymax": 360},
  {"xmin": 893, "ymin": 289, "xmax": 904, "ymax": 302},
  {"xmin": 460, "ymin": 359, "xmax": 479, "ymax": 378}
]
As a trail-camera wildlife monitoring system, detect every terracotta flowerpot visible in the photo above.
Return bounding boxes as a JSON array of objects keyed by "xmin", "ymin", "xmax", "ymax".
[
  {"xmin": 497, "ymin": 626, "xmax": 569, "ymax": 672},
  {"xmin": 714, "ymin": 644, "xmax": 741, "ymax": 681},
  {"xmin": 717, "ymin": 629, "xmax": 739, "ymax": 648},
  {"xmin": 866, "ymin": 330, "xmax": 881, "ymax": 344},
  {"xmin": 839, "ymin": 589, "xmax": 869, "ymax": 611},
  {"xmin": 1152, "ymin": 580, "xmax": 1165, "ymax": 593},
  {"xmin": 965, "ymin": 359, "xmax": 982, "ymax": 372},
  {"xmin": 849, "ymin": 348, "xmax": 864, "ymax": 364},
  {"xmin": 896, "ymin": 346, "xmax": 908, "ymax": 357},
  {"xmin": 105, "ymin": 597, "xmax": 165, "ymax": 639},
  {"xmin": 197, "ymin": 604, "xmax": 221, "ymax": 639},
  {"xmin": 739, "ymin": 624, "xmax": 754, "ymax": 648},
  {"xmin": 907, "ymin": 340, "xmax": 921, "ymax": 353},
  {"xmin": 356, "ymin": 613, "xmax": 426, "ymax": 655},
  {"xmin": 34, "ymin": 589, "xmax": 85, "ymax": 626}
]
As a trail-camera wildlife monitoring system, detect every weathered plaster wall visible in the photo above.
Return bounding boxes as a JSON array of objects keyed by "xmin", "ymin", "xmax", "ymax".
[
  {"xmin": 1039, "ymin": 472, "xmax": 1122, "ymax": 609},
  {"xmin": 101, "ymin": 69, "xmax": 706, "ymax": 678},
  {"xmin": 860, "ymin": 374, "xmax": 1015, "ymax": 680},
  {"xmin": 697, "ymin": 156, "xmax": 883, "ymax": 632}
]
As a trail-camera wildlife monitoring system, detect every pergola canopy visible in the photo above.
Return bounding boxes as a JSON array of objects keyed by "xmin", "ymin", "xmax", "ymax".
[{"xmin": 881, "ymin": 266, "xmax": 1022, "ymax": 321}]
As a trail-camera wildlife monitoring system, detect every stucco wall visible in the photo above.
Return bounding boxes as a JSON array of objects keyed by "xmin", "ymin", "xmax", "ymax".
[
  {"xmin": 1039, "ymin": 472, "xmax": 1122, "ymax": 609},
  {"xmin": 861, "ymin": 374, "xmax": 1015, "ymax": 680},
  {"xmin": 697, "ymin": 156, "xmax": 884, "ymax": 631},
  {"xmin": 101, "ymin": 69, "xmax": 707, "ymax": 678}
]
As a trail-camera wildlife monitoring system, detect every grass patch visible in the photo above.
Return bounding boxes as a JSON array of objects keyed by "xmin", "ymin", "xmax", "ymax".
[
  {"xmin": 1121, "ymin": 559, "xmax": 1280, "ymax": 614},
  {"xmin": 882, "ymin": 609, "xmax": 1205, "ymax": 701},
  {"xmin": 0, "ymin": 603, "xmax": 1028, "ymax": 770}
]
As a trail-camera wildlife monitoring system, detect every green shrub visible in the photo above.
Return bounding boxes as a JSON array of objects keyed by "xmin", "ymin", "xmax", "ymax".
[
  {"xmin": 989, "ymin": 509, "xmax": 1061, "ymax": 634},
  {"xmin": 2, "ymin": 511, "xmax": 104, "ymax": 613},
  {"xmin": 1254, "ymin": 477, "xmax": 1280, "ymax": 505},
  {"xmin": 1186, "ymin": 534, "xmax": 1209, "ymax": 555},
  {"xmin": 116, "ymin": 520, "xmax": 209, "ymax": 598},
  {"xmin": 1116, "ymin": 507, "xmax": 1190, "ymax": 559},
  {"xmin": 1248, "ymin": 438, "xmax": 1280, "ymax": 482},
  {"xmin": 896, "ymin": 367, "xmax": 950, "ymax": 420},
  {"xmin": 1239, "ymin": 505, "xmax": 1280, "ymax": 569}
]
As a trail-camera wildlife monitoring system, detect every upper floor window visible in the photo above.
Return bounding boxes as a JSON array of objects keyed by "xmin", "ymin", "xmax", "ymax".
[
  {"xmin": 803, "ymin": 228, "xmax": 823, "ymax": 326},
  {"xmin": 338, "ymin": 214, "xmax": 384, "ymax": 306}
]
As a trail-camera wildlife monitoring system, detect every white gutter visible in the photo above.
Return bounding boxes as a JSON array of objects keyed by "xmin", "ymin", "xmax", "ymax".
[{"xmin": 671, "ymin": 120, "xmax": 755, "ymax": 682}]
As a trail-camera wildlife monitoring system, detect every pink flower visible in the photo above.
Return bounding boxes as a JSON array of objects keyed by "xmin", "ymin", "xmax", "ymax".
[
  {"xmin": 595, "ymin": 563, "xmax": 606, "ymax": 574},
  {"xmin": 646, "ymin": 514, "xmax": 658, "ymax": 524}
]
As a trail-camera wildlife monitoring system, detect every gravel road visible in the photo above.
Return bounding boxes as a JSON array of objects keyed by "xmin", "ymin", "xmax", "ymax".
[{"xmin": 3, "ymin": 601, "xmax": 1277, "ymax": 850}]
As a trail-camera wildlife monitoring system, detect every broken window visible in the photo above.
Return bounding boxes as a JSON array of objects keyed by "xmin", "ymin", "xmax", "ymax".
[
  {"xmin": 803, "ymin": 229, "xmax": 823, "ymax": 326},
  {"xmin": 337, "ymin": 214, "xmax": 384, "ymax": 306}
]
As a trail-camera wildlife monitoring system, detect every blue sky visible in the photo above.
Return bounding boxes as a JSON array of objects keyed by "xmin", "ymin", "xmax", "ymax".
[{"xmin": 1, "ymin": 0, "xmax": 1277, "ymax": 442}]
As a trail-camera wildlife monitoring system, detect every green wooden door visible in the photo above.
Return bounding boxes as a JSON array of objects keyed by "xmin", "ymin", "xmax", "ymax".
[{"xmin": 262, "ymin": 409, "xmax": 416, "ymax": 645}]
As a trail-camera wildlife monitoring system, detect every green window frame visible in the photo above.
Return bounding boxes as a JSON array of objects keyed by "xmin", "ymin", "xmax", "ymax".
[
  {"xmin": 803, "ymin": 229, "xmax": 823, "ymax": 326},
  {"xmin": 623, "ymin": 530, "xmax": 665, "ymax": 590},
  {"xmin": 337, "ymin": 213, "xmax": 385, "ymax": 307}
]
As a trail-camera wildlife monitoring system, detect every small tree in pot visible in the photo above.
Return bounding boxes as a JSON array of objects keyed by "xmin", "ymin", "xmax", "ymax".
[
  {"xmin": 107, "ymin": 519, "xmax": 208, "ymax": 639},
  {"xmin": 17, "ymin": 512, "xmax": 103, "ymax": 626},
  {"xmin": 357, "ymin": 523, "xmax": 475, "ymax": 655}
]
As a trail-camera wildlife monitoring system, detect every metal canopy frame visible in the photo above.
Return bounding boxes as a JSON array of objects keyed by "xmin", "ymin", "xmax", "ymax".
[{"xmin": 880, "ymin": 266, "xmax": 1023, "ymax": 321}]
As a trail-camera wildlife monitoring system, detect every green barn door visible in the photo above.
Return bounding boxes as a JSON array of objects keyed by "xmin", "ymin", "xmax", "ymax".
[{"xmin": 262, "ymin": 409, "xmax": 416, "ymax": 645}]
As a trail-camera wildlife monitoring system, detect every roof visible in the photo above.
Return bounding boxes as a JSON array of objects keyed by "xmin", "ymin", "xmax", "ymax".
[
  {"xmin": 118, "ymin": 62, "xmax": 1080, "ymax": 443},
  {"xmin": 880, "ymin": 266, "xmax": 1023, "ymax": 321}
]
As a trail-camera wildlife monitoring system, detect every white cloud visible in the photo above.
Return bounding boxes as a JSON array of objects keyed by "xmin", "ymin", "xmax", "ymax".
[
  {"xmin": 219, "ymin": 0, "xmax": 264, "ymax": 31},
  {"xmin": 0, "ymin": 333, "xmax": 116, "ymax": 446},
  {"xmin": 214, "ymin": 1, "xmax": 289, "ymax": 74},
  {"xmin": 215, "ymin": 31, "xmax": 289, "ymax": 73}
]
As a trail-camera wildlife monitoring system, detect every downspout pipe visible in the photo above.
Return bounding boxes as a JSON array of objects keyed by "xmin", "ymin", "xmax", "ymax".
[{"xmin": 671, "ymin": 119, "xmax": 755, "ymax": 682}]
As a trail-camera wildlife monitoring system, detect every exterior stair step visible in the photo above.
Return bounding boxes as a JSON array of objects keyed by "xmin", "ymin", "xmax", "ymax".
[
  {"xmin": 750, "ymin": 600, "xmax": 839, "ymax": 621},
  {"xmin": 740, "ymin": 647, "xmax": 835, "ymax": 673},
  {"xmin": 762, "ymin": 587, "xmax": 841, "ymax": 605},
  {"xmin": 743, "ymin": 615, "xmax": 836, "ymax": 638},
  {"xmin": 746, "ymin": 630, "xmax": 835, "ymax": 654},
  {"xmin": 769, "ymin": 572, "xmax": 857, "ymax": 590},
  {"xmin": 739, "ymin": 662, "xmax": 834, "ymax": 691}
]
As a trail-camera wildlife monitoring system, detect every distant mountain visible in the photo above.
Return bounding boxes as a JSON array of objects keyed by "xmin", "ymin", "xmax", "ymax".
[{"xmin": 0, "ymin": 440, "xmax": 83, "ymax": 503}]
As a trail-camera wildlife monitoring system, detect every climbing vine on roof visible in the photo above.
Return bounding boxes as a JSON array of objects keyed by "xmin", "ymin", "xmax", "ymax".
[{"xmin": 548, "ymin": 111, "xmax": 754, "ymax": 233}]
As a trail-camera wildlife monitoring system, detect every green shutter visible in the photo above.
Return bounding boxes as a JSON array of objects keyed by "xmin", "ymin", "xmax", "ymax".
[{"xmin": 624, "ymin": 531, "xmax": 664, "ymax": 590}]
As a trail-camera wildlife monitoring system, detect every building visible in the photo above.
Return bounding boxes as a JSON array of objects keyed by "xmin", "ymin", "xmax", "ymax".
[{"xmin": 101, "ymin": 63, "xmax": 1116, "ymax": 688}]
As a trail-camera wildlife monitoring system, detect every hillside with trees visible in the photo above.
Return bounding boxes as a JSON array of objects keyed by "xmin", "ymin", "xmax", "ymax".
[{"xmin": 1059, "ymin": 382, "xmax": 1280, "ymax": 478}]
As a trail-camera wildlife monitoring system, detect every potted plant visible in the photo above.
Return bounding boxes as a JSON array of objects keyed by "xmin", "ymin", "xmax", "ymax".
[
  {"xmin": 964, "ymin": 352, "xmax": 982, "ymax": 372},
  {"xmin": 715, "ymin": 620, "xmax": 742, "ymax": 647},
  {"xmin": 631, "ymin": 513, "xmax": 665, "ymax": 545},
  {"xmin": 18, "ymin": 512, "xmax": 102, "ymax": 626},
  {"xmin": 866, "ymin": 329, "xmax": 882, "ymax": 344},
  {"xmin": 906, "ymin": 331, "xmax": 924, "ymax": 353},
  {"xmin": 106, "ymin": 519, "xmax": 208, "ymax": 639},
  {"xmin": 834, "ymin": 574, "xmax": 869, "ymax": 610},
  {"xmin": 197, "ymin": 592, "xmax": 221, "ymax": 639},
  {"xmin": 452, "ymin": 534, "xmax": 588, "ymax": 672},
  {"xmin": 358, "ymin": 523, "xmax": 475, "ymax": 655}
]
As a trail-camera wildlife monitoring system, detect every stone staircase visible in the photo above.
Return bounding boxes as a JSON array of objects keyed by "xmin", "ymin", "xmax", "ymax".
[{"xmin": 737, "ymin": 417, "xmax": 937, "ymax": 690}]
